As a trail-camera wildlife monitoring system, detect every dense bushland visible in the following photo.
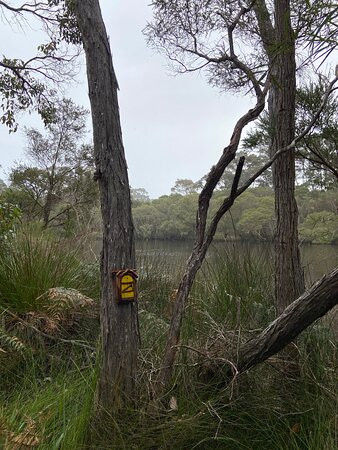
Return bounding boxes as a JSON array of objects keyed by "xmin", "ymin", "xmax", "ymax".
[
  {"xmin": 133, "ymin": 186, "xmax": 338, "ymax": 244},
  {"xmin": 2, "ymin": 177, "xmax": 337, "ymax": 245}
]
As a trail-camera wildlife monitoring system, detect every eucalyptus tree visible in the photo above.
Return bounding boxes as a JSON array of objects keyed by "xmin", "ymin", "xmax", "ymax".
[
  {"xmin": 146, "ymin": 0, "xmax": 338, "ymax": 391},
  {"xmin": 295, "ymin": 78, "xmax": 338, "ymax": 188},
  {"xmin": 10, "ymin": 98, "xmax": 90, "ymax": 228},
  {"xmin": 244, "ymin": 76, "xmax": 338, "ymax": 190},
  {"xmin": 73, "ymin": 0, "xmax": 139, "ymax": 411},
  {"xmin": 146, "ymin": 0, "xmax": 337, "ymax": 313}
]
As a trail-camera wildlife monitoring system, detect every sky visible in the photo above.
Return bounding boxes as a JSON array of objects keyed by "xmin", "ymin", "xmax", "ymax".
[{"xmin": 0, "ymin": 0, "xmax": 252, "ymax": 198}]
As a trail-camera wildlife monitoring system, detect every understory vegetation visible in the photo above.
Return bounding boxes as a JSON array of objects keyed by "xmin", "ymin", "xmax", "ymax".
[{"xmin": 0, "ymin": 228, "xmax": 336, "ymax": 449}]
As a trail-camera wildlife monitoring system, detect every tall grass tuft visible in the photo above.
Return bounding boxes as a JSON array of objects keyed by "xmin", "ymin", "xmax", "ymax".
[
  {"xmin": 201, "ymin": 243, "xmax": 274, "ymax": 326},
  {"xmin": 0, "ymin": 226, "xmax": 100, "ymax": 313},
  {"xmin": 0, "ymin": 363, "xmax": 98, "ymax": 450}
]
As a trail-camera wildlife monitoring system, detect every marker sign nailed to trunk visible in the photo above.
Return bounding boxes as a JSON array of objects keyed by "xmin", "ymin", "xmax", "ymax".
[{"xmin": 112, "ymin": 269, "xmax": 138, "ymax": 303}]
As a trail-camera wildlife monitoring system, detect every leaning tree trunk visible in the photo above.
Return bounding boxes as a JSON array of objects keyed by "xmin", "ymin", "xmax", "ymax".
[
  {"xmin": 201, "ymin": 267, "xmax": 338, "ymax": 379},
  {"xmin": 74, "ymin": 0, "xmax": 139, "ymax": 410},
  {"xmin": 271, "ymin": 0, "xmax": 305, "ymax": 313},
  {"xmin": 236, "ymin": 267, "xmax": 338, "ymax": 374},
  {"xmin": 154, "ymin": 97, "xmax": 265, "ymax": 395}
]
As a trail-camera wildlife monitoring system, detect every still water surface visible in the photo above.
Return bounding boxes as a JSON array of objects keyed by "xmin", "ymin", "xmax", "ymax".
[
  {"xmin": 89, "ymin": 238, "xmax": 337, "ymax": 285},
  {"xmin": 135, "ymin": 240, "xmax": 337, "ymax": 286}
]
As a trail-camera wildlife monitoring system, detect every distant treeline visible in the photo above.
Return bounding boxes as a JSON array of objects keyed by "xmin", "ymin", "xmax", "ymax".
[{"xmin": 132, "ymin": 186, "xmax": 338, "ymax": 244}]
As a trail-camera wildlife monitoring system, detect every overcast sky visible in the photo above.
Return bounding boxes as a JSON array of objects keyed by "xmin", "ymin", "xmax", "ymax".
[{"xmin": 0, "ymin": 0, "xmax": 253, "ymax": 198}]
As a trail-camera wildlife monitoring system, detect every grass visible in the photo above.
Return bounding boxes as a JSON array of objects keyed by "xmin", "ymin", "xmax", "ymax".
[
  {"xmin": 0, "ymin": 226, "xmax": 100, "ymax": 313},
  {"xmin": 0, "ymin": 364, "xmax": 97, "ymax": 449},
  {"xmin": 0, "ymin": 236, "xmax": 336, "ymax": 449}
]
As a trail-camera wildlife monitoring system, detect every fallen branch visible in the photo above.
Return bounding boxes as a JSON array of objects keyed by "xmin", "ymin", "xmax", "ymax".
[{"xmin": 235, "ymin": 266, "xmax": 338, "ymax": 374}]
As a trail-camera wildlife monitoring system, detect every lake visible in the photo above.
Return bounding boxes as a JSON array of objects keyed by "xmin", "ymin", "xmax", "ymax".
[
  {"xmin": 88, "ymin": 238, "xmax": 337, "ymax": 286},
  {"xmin": 134, "ymin": 239, "xmax": 337, "ymax": 286}
]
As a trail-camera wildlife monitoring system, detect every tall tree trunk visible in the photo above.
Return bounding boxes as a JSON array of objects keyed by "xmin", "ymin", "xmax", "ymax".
[
  {"xmin": 271, "ymin": 0, "xmax": 305, "ymax": 312},
  {"xmin": 74, "ymin": 0, "xmax": 139, "ymax": 410}
]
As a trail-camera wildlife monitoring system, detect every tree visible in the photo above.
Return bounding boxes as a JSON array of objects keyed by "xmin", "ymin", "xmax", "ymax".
[
  {"xmin": 147, "ymin": 0, "xmax": 338, "ymax": 313},
  {"xmin": 243, "ymin": 77, "xmax": 338, "ymax": 189},
  {"xmin": 171, "ymin": 178, "xmax": 199, "ymax": 195},
  {"xmin": 131, "ymin": 187, "xmax": 150, "ymax": 203},
  {"xmin": 260, "ymin": 0, "xmax": 305, "ymax": 313},
  {"xmin": 0, "ymin": 200, "xmax": 21, "ymax": 240},
  {"xmin": 0, "ymin": 178, "xmax": 6, "ymax": 192},
  {"xmin": 197, "ymin": 151, "xmax": 272, "ymax": 190},
  {"xmin": 146, "ymin": 0, "xmax": 337, "ymax": 392},
  {"xmin": 295, "ymin": 78, "xmax": 338, "ymax": 188},
  {"xmin": 73, "ymin": 0, "xmax": 139, "ymax": 411},
  {"xmin": 0, "ymin": 1, "xmax": 80, "ymax": 131},
  {"xmin": 9, "ymin": 98, "xmax": 93, "ymax": 228}
]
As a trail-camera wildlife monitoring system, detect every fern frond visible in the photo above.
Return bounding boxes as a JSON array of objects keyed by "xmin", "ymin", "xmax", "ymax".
[{"xmin": 0, "ymin": 326, "xmax": 27, "ymax": 354}]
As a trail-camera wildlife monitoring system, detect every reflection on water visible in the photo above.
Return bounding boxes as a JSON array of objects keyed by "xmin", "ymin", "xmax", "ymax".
[
  {"xmin": 88, "ymin": 237, "xmax": 337, "ymax": 286},
  {"xmin": 135, "ymin": 240, "xmax": 337, "ymax": 286}
]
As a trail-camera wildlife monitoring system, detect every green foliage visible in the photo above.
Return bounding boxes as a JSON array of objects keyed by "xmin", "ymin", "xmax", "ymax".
[
  {"xmin": 237, "ymin": 196, "xmax": 274, "ymax": 240},
  {"xmin": 300, "ymin": 211, "xmax": 338, "ymax": 244},
  {"xmin": 133, "ymin": 193, "xmax": 198, "ymax": 239},
  {"xmin": 0, "ymin": 365, "xmax": 97, "ymax": 450},
  {"xmin": 0, "ymin": 57, "xmax": 52, "ymax": 132},
  {"xmin": 243, "ymin": 77, "xmax": 338, "ymax": 190},
  {"xmin": 0, "ymin": 226, "xmax": 99, "ymax": 313},
  {"xmin": 5, "ymin": 98, "xmax": 98, "ymax": 231},
  {"xmin": 131, "ymin": 187, "xmax": 150, "ymax": 203},
  {"xmin": 132, "ymin": 186, "xmax": 338, "ymax": 244},
  {"xmin": 0, "ymin": 1, "xmax": 81, "ymax": 131},
  {"xmin": 171, "ymin": 178, "xmax": 199, "ymax": 195},
  {"xmin": 0, "ymin": 201, "xmax": 21, "ymax": 240},
  {"xmin": 295, "ymin": 77, "xmax": 338, "ymax": 189}
]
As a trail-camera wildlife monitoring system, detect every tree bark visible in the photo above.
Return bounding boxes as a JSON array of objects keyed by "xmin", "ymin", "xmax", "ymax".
[
  {"xmin": 235, "ymin": 266, "xmax": 338, "ymax": 374},
  {"xmin": 255, "ymin": 0, "xmax": 305, "ymax": 312},
  {"xmin": 271, "ymin": 0, "xmax": 305, "ymax": 313},
  {"xmin": 73, "ymin": 0, "xmax": 139, "ymax": 410}
]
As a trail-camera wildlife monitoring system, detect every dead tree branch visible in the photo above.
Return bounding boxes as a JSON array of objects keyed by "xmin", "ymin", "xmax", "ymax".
[
  {"xmin": 153, "ymin": 92, "xmax": 266, "ymax": 397},
  {"xmin": 235, "ymin": 266, "xmax": 338, "ymax": 374}
]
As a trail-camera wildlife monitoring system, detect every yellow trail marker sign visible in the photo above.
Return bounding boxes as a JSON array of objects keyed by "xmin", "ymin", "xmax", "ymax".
[
  {"xmin": 121, "ymin": 274, "xmax": 135, "ymax": 299},
  {"xmin": 113, "ymin": 269, "xmax": 138, "ymax": 303}
]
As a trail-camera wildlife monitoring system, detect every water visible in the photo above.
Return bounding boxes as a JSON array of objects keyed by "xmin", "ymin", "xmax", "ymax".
[
  {"xmin": 87, "ymin": 237, "xmax": 337, "ymax": 285},
  {"xmin": 135, "ymin": 239, "xmax": 337, "ymax": 286}
]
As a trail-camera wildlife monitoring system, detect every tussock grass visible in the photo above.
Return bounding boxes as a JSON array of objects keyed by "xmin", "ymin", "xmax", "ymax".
[
  {"xmin": 0, "ymin": 364, "xmax": 97, "ymax": 449},
  {"xmin": 0, "ymin": 226, "xmax": 100, "ymax": 313}
]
